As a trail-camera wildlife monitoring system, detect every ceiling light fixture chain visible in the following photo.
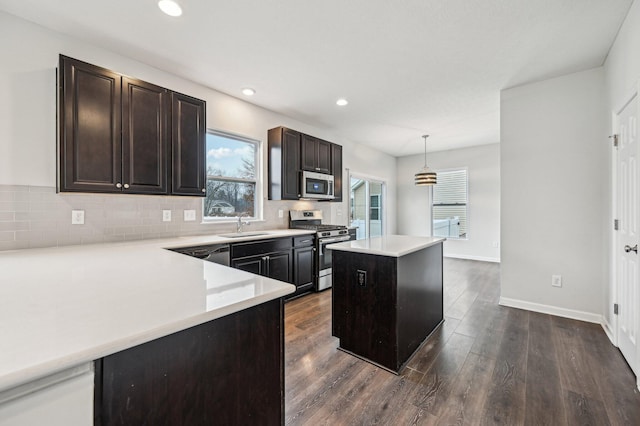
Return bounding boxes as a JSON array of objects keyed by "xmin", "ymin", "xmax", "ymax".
[{"xmin": 414, "ymin": 134, "xmax": 437, "ymax": 186}]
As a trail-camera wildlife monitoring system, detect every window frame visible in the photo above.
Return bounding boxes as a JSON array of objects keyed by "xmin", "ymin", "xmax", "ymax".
[
  {"xmin": 202, "ymin": 129, "xmax": 262, "ymax": 222},
  {"xmin": 431, "ymin": 167, "xmax": 468, "ymax": 240}
]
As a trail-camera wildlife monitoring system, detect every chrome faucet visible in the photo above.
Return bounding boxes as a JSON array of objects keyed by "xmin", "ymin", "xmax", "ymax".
[{"xmin": 236, "ymin": 213, "xmax": 251, "ymax": 233}]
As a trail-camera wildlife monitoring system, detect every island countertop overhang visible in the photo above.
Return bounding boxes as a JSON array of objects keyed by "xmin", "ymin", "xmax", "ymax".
[{"xmin": 326, "ymin": 235, "xmax": 445, "ymax": 257}]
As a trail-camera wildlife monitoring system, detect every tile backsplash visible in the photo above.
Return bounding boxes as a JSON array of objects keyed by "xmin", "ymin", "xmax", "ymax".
[{"xmin": 0, "ymin": 184, "xmax": 328, "ymax": 252}]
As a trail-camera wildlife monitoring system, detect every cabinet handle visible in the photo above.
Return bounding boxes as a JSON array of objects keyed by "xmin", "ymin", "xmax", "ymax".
[
  {"xmin": 124, "ymin": 184, "xmax": 130, "ymax": 189},
  {"xmin": 201, "ymin": 188, "xmax": 206, "ymax": 193},
  {"xmin": 315, "ymin": 167, "xmax": 321, "ymax": 171},
  {"xmin": 116, "ymin": 183, "xmax": 122, "ymax": 189}
]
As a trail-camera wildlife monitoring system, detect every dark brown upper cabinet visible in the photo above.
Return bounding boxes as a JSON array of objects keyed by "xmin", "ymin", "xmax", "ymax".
[
  {"xmin": 268, "ymin": 126, "xmax": 343, "ymax": 201},
  {"xmin": 58, "ymin": 55, "xmax": 205, "ymax": 196},
  {"xmin": 301, "ymin": 134, "xmax": 331, "ymax": 174},
  {"xmin": 170, "ymin": 92, "xmax": 206, "ymax": 196},
  {"xmin": 122, "ymin": 77, "xmax": 169, "ymax": 194},
  {"xmin": 268, "ymin": 127, "xmax": 301, "ymax": 200},
  {"xmin": 59, "ymin": 56, "xmax": 123, "ymax": 193},
  {"xmin": 331, "ymin": 143, "xmax": 343, "ymax": 202}
]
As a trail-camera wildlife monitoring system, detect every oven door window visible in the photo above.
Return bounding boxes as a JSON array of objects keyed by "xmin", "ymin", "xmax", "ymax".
[
  {"xmin": 306, "ymin": 178, "xmax": 327, "ymax": 195},
  {"xmin": 320, "ymin": 237, "xmax": 351, "ymax": 270},
  {"xmin": 320, "ymin": 241, "xmax": 333, "ymax": 270}
]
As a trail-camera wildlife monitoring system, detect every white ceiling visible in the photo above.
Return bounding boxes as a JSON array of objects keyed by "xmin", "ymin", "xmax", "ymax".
[{"xmin": 0, "ymin": 0, "xmax": 633, "ymax": 156}]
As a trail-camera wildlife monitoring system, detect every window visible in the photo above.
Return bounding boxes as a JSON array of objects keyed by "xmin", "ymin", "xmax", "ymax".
[
  {"xmin": 432, "ymin": 169, "xmax": 468, "ymax": 239},
  {"xmin": 204, "ymin": 130, "xmax": 259, "ymax": 220},
  {"xmin": 370, "ymin": 195, "xmax": 380, "ymax": 221}
]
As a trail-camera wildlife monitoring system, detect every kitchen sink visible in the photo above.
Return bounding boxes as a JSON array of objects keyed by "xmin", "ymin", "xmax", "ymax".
[{"xmin": 218, "ymin": 232, "xmax": 270, "ymax": 239}]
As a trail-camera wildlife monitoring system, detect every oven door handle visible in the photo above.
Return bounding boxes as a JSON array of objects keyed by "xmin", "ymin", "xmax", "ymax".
[{"xmin": 319, "ymin": 236, "xmax": 351, "ymax": 255}]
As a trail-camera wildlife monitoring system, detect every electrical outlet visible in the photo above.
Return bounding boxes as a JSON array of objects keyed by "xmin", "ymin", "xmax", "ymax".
[
  {"xmin": 552, "ymin": 275, "xmax": 562, "ymax": 287},
  {"xmin": 71, "ymin": 210, "xmax": 85, "ymax": 225},
  {"xmin": 183, "ymin": 210, "xmax": 196, "ymax": 222},
  {"xmin": 492, "ymin": 241, "xmax": 499, "ymax": 248},
  {"xmin": 278, "ymin": 209, "xmax": 283, "ymax": 218},
  {"xmin": 162, "ymin": 210, "xmax": 172, "ymax": 222},
  {"xmin": 357, "ymin": 270, "xmax": 367, "ymax": 287}
]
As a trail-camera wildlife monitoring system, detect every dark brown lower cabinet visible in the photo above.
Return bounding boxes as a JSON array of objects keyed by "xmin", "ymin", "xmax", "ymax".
[
  {"xmin": 94, "ymin": 299, "xmax": 283, "ymax": 425},
  {"xmin": 332, "ymin": 243, "xmax": 444, "ymax": 373}
]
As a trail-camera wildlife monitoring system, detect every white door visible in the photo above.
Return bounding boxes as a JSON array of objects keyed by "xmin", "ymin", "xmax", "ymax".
[{"xmin": 617, "ymin": 93, "xmax": 639, "ymax": 376}]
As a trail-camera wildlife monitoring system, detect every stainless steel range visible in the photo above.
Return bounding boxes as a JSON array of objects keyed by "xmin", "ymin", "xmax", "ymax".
[{"xmin": 289, "ymin": 210, "xmax": 356, "ymax": 291}]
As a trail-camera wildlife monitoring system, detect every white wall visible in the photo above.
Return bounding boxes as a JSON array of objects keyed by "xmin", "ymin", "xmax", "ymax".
[
  {"xmin": 603, "ymin": 0, "xmax": 640, "ymax": 337},
  {"xmin": 397, "ymin": 143, "xmax": 500, "ymax": 262},
  {"xmin": 500, "ymin": 67, "xmax": 608, "ymax": 321},
  {"xmin": 340, "ymin": 145, "xmax": 397, "ymax": 234},
  {"xmin": 0, "ymin": 11, "xmax": 396, "ymax": 247}
]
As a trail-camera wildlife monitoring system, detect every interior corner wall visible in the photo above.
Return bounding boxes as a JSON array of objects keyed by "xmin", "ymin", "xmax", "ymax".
[
  {"xmin": 500, "ymin": 67, "xmax": 607, "ymax": 319},
  {"xmin": 603, "ymin": 0, "xmax": 640, "ymax": 336},
  {"xmin": 397, "ymin": 143, "xmax": 500, "ymax": 262}
]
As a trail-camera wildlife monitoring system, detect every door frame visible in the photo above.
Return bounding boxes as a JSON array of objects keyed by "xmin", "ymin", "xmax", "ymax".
[
  {"xmin": 610, "ymin": 81, "xmax": 640, "ymax": 389},
  {"xmin": 347, "ymin": 170, "xmax": 387, "ymax": 239}
]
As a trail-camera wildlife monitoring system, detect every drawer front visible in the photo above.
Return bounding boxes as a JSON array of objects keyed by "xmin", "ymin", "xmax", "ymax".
[
  {"xmin": 293, "ymin": 235, "xmax": 315, "ymax": 248},
  {"xmin": 231, "ymin": 237, "xmax": 293, "ymax": 259}
]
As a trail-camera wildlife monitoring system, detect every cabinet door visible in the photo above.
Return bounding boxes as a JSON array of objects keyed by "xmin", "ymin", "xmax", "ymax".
[
  {"xmin": 171, "ymin": 92, "xmax": 206, "ymax": 196},
  {"xmin": 59, "ymin": 56, "xmax": 122, "ymax": 193},
  {"xmin": 331, "ymin": 143, "xmax": 343, "ymax": 202},
  {"xmin": 301, "ymin": 135, "xmax": 331, "ymax": 174},
  {"xmin": 316, "ymin": 139, "xmax": 331, "ymax": 174},
  {"xmin": 293, "ymin": 246, "xmax": 314, "ymax": 287},
  {"xmin": 282, "ymin": 129, "xmax": 301, "ymax": 199},
  {"xmin": 300, "ymin": 134, "xmax": 317, "ymax": 172},
  {"xmin": 122, "ymin": 77, "xmax": 169, "ymax": 194},
  {"xmin": 232, "ymin": 255, "xmax": 265, "ymax": 275},
  {"xmin": 268, "ymin": 127, "xmax": 300, "ymax": 200},
  {"xmin": 266, "ymin": 251, "xmax": 291, "ymax": 283}
]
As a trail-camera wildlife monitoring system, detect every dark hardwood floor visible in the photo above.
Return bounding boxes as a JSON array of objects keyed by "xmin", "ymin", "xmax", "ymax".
[{"xmin": 284, "ymin": 258, "xmax": 640, "ymax": 425}]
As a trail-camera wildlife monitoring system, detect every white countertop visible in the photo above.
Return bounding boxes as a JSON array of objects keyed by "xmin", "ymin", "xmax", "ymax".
[
  {"xmin": 0, "ymin": 229, "xmax": 313, "ymax": 392},
  {"xmin": 327, "ymin": 235, "xmax": 445, "ymax": 257}
]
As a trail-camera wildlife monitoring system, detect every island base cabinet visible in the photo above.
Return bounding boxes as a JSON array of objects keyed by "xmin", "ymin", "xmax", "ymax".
[
  {"xmin": 95, "ymin": 299, "xmax": 283, "ymax": 425},
  {"xmin": 332, "ymin": 243, "xmax": 443, "ymax": 373}
]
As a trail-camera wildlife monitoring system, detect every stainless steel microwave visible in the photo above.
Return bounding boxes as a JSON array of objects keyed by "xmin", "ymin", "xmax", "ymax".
[{"xmin": 301, "ymin": 170, "xmax": 335, "ymax": 200}]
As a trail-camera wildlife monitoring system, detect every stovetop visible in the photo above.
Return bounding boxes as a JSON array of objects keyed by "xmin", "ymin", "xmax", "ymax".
[
  {"xmin": 289, "ymin": 210, "xmax": 349, "ymax": 237},
  {"xmin": 291, "ymin": 224, "xmax": 347, "ymax": 231}
]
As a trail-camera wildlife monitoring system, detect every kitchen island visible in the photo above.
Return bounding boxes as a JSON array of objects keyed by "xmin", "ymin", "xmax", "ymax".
[
  {"xmin": 0, "ymin": 230, "xmax": 311, "ymax": 425},
  {"xmin": 329, "ymin": 235, "xmax": 445, "ymax": 373}
]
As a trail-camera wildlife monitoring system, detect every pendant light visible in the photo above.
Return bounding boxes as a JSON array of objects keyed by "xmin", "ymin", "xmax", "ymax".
[{"xmin": 415, "ymin": 135, "xmax": 437, "ymax": 186}]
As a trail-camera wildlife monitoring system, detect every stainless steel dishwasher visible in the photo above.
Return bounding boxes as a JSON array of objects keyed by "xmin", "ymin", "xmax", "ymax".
[{"xmin": 168, "ymin": 243, "xmax": 230, "ymax": 266}]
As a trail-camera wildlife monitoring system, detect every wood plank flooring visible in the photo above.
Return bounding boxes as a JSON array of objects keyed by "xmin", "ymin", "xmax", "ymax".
[{"xmin": 284, "ymin": 258, "xmax": 640, "ymax": 425}]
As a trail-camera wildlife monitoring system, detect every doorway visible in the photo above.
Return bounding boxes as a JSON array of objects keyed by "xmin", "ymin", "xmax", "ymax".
[
  {"xmin": 349, "ymin": 174, "xmax": 385, "ymax": 240},
  {"xmin": 614, "ymin": 91, "xmax": 639, "ymax": 378}
]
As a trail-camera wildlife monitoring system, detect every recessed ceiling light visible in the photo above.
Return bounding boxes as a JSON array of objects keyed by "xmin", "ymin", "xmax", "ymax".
[
  {"xmin": 336, "ymin": 98, "xmax": 348, "ymax": 106},
  {"xmin": 158, "ymin": 0, "xmax": 182, "ymax": 17},
  {"xmin": 242, "ymin": 88, "xmax": 256, "ymax": 96}
]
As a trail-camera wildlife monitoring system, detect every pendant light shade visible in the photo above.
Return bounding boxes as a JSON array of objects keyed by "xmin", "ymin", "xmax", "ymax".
[{"xmin": 415, "ymin": 135, "xmax": 437, "ymax": 186}]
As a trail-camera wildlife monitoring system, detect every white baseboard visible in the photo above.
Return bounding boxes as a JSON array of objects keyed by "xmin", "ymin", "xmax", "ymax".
[
  {"xmin": 498, "ymin": 297, "xmax": 602, "ymax": 324},
  {"xmin": 601, "ymin": 317, "xmax": 616, "ymax": 345},
  {"xmin": 444, "ymin": 254, "xmax": 500, "ymax": 263}
]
